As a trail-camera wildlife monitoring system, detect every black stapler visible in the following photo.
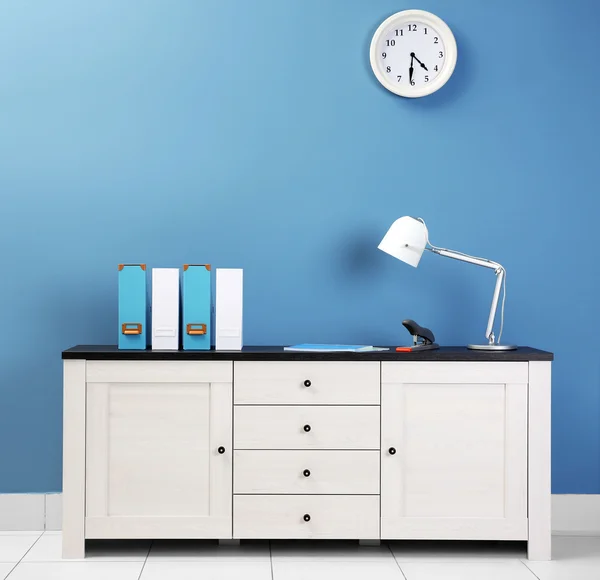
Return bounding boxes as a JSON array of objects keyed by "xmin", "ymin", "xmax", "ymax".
[{"xmin": 396, "ymin": 319, "xmax": 440, "ymax": 352}]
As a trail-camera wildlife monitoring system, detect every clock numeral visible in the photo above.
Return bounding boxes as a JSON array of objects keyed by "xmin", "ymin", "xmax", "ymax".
[
  {"xmin": 425, "ymin": 75, "xmax": 429, "ymax": 82},
  {"xmin": 439, "ymin": 51, "xmax": 444, "ymax": 58},
  {"xmin": 395, "ymin": 28, "xmax": 403, "ymax": 36},
  {"xmin": 397, "ymin": 75, "xmax": 402, "ymax": 82},
  {"xmin": 434, "ymin": 37, "xmax": 439, "ymax": 44},
  {"xmin": 434, "ymin": 65, "xmax": 439, "ymax": 72},
  {"xmin": 386, "ymin": 66, "xmax": 391, "ymax": 73},
  {"xmin": 382, "ymin": 52, "xmax": 387, "ymax": 59},
  {"xmin": 408, "ymin": 24, "xmax": 417, "ymax": 32},
  {"xmin": 410, "ymin": 80, "xmax": 415, "ymax": 86},
  {"xmin": 424, "ymin": 27, "xmax": 428, "ymax": 35},
  {"xmin": 386, "ymin": 39, "xmax": 396, "ymax": 46}
]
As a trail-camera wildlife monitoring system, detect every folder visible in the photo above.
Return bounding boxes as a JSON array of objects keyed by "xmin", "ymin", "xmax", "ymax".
[
  {"xmin": 118, "ymin": 264, "xmax": 147, "ymax": 350},
  {"xmin": 151, "ymin": 268, "xmax": 180, "ymax": 350},
  {"xmin": 284, "ymin": 344, "xmax": 388, "ymax": 352},
  {"xmin": 215, "ymin": 268, "xmax": 243, "ymax": 351},
  {"xmin": 182, "ymin": 264, "xmax": 212, "ymax": 351}
]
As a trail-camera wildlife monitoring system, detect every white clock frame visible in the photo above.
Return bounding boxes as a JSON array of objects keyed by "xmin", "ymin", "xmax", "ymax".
[{"xmin": 369, "ymin": 10, "xmax": 458, "ymax": 98}]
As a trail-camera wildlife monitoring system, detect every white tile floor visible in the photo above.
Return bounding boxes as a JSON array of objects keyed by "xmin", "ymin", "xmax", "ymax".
[{"xmin": 0, "ymin": 533, "xmax": 599, "ymax": 579}]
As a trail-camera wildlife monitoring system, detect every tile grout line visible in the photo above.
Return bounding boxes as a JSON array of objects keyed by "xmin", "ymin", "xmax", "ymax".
[
  {"xmin": 520, "ymin": 559, "xmax": 542, "ymax": 580},
  {"xmin": 136, "ymin": 539, "xmax": 153, "ymax": 580},
  {"xmin": 4, "ymin": 531, "xmax": 44, "ymax": 579},
  {"xmin": 269, "ymin": 540, "xmax": 274, "ymax": 580},
  {"xmin": 387, "ymin": 543, "xmax": 408, "ymax": 580}
]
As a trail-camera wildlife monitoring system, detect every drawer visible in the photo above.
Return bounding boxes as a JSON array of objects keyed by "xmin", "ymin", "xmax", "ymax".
[
  {"xmin": 234, "ymin": 495, "xmax": 380, "ymax": 539},
  {"xmin": 234, "ymin": 450, "xmax": 380, "ymax": 494},
  {"xmin": 234, "ymin": 361, "xmax": 380, "ymax": 405},
  {"xmin": 381, "ymin": 361, "xmax": 528, "ymax": 385},
  {"xmin": 86, "ymin": 360, "xmax": 232, "ymax": 384},
  {"xmin": 234, "ymin": 406, "xmax": 380, "ymax": 450}
]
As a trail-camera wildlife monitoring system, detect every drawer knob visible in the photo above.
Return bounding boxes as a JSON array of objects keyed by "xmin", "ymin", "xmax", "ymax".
[
  {"xmin": 303, "ymin": 469, "xmax": 311, "ymax": 477},
  {"xmin": 388, "ymin": 447, "xmax": 397, "ymax": 455},
  {"xmin": 303, "ymin": 424, "xmax": 311, "ymax": 432},
  {"xmin": 304, "ymin": 379, "xmax": 312, "ymax": 387},
  {"xmin": 303, "ymin": 514, "xmax": 311, "ymax": 522},
  {"xmin": 218, "ymin": 446, "xmax": 226, "ymax": 454}
]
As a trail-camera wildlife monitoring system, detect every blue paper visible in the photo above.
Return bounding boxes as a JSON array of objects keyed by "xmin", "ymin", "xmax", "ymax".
[{"xmin": 284, "ymin": 344, "xmax": 387, "ymax": 352}]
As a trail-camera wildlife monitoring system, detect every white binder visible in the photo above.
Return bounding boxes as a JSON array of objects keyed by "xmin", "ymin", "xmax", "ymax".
[
  {"xmin": 216, "ymin": 268, "xmax": 243, "ymax": 351},
  {"xmin": 151, "ymin": 268, "xmax": 180, "ymax": 350}
]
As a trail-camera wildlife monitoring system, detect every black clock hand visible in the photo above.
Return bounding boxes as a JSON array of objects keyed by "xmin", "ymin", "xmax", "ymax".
[
  {"xmin": 409, "ymin": 54, "xmax": 414, "ymax": 84},
  {"xmin": 412, "ymin": 52, "xmax": 429, "ymax": 71}
]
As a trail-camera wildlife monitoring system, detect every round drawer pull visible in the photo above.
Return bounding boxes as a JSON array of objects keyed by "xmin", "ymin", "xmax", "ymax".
[
  {"xmin": 303, "ymin": 469, "xmax": 311, "ymax": 477},
  {"xmin": 304, "ymin": 379, "xmax": 312, "ymax": 387},
  {"xmin": 388, "ymin": 447, "xmax": 397, "ymax": 455},
  {"xmin": 218, "ymin": 446, "xmax": 226, "ymax": 454},
  {"xmin": 303, "ymin": 514, "xmax": 311, "ymax": 522},
  {"xmin": 303, "ymin": 424, "xmax": 311, "ymax": 432}
]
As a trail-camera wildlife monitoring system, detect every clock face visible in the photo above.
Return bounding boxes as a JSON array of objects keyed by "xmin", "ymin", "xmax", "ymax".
[
  {"xmin": 377, "ymin": 23, "xmax": 446, "ymax": 90},
  {"xmin": 370, "ymin": 10, "xmax": 457, "ymax": 98}
]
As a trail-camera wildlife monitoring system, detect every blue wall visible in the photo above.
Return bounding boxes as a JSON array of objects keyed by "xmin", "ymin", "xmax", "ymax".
[{"xmin": 0, "ymin": 0, "xmax": 598, "ymax": 493}]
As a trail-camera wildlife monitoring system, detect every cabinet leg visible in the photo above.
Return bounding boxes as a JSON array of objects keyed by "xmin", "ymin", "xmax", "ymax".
[
  {"xmin": 62, "ymin": 360, "xmax": 86, "ymax": 560},
  {"xmin": 527, "ymin": 362, "xmax": 552, "ymax": 561},
  {"xmin": 219, "ymin": 539, "xmax": 240, "ymax": 546},
  {"xmin": 62, "ymin": 537, "xmax": 85, "ymax": 560},
  {"xmin": 528, "ymin": 538, "xmax": 552, "ymax": 561},
  {"xmin": 359, "ymin": 540, "xmax": 381, "ymax": 547}
]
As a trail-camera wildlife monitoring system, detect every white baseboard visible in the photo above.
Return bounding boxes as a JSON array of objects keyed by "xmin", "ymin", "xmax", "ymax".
[
  {"xmin": 0, "ymin": 494, "xmax": 44, "ymax": 530},
  {"xmin": 552, "ymin": 494, "xmax": 600, "ymax": 536},
  {"xmin": 45, "ymin": 494, "xmax": 62, "ymax": 531},
  {"xmin": 0, "ymin": 494, "xmax": 61, "ymax": 531},
  {"xmin": 0, "ymin": 493, "xmax": 598, "ymax": 535}
]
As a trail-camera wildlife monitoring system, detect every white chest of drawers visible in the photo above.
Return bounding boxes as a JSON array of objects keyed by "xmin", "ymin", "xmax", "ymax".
[
  {"xmin": 233, "ymin": 361, "xmax": 380, "ymax": 540},
  {"xmin": 62, "ymin": 346, "xmax": 552, "ymax": 561}
]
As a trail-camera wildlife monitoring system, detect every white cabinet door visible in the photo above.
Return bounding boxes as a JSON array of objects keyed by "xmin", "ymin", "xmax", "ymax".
[
  {"xmin": 85, "ymin": 361, "xmax": 233, "ymax": 539},
  {"xmin": 381, "ymin": 362, "xmax": 528, "ymax": 541}
]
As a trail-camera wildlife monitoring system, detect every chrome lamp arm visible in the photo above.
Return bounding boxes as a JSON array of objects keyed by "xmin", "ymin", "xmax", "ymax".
[{"xmin": 427, "ymin": 247, "xmax": 510, "ymax": 349}]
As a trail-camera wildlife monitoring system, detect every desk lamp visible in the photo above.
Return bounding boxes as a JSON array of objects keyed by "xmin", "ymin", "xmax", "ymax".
[{"xmin": 378, "ymin": 216, "xmax": 517, "ymax": 350}]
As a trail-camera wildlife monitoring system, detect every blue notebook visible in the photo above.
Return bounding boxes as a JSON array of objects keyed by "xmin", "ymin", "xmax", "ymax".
[{"xmin": 284, "ymin": 344, "xmax": 388, "ymax": 352}]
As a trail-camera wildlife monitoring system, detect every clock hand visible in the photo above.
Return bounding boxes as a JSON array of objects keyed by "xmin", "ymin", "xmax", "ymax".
[
  {"xmin": 409, "ymin": 54, "xmax": 414, "ymax": 85},
  {"xmin": 412, "ymin": 53, "xmax": 429, "ymax": 71}
]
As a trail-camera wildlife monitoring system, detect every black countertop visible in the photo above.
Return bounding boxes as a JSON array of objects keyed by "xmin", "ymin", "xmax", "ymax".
[{"xmin": 62, "ymin": 345, "xmax": 554, "ymax": 362}]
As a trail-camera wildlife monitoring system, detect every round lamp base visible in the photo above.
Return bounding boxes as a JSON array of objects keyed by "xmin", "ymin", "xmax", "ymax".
[{"xmin": 468, "ymin": 343, "xmax": 518, "ymax": 351}]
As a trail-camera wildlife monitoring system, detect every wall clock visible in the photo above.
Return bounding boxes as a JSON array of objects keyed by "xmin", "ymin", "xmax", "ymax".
[{"xmin": 370, "ymin": 10, "xmax": 457, "ymax": 98}]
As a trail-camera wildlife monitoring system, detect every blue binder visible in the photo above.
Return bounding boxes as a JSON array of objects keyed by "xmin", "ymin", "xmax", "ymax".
[
  {"xmin": 118, "ymin": 264, "xmax": 147, "ymax": 350},
  {"xmin": 182, "ymin": 264, "xmax": 211, "ymax": 350}
]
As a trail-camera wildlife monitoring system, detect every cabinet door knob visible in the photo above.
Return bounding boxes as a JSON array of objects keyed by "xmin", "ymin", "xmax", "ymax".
[
  {"xmin": 388, "ymin": 447, "xmax": 396, "ymax": 455},
  {"xmin": 304, "ymin": 379, "xmax": 311, "ymax": 387},
  {"xmin": 303, "ymin": 469, "xmax": 311, "ymax": 477},
  {"xmin": 303, "ymin": 424, "xmax": 311, "ymax": 432},
  {"xmin": 303, "ymin": 514, "xmax": 311, "ymax": 522},
  {"xmin": 218, "ymin": 446, "xmax": 226, "ymax": 454}
]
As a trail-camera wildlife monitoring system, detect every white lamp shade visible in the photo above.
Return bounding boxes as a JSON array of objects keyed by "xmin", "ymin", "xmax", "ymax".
[{"xmin": 378, "ymin": 216, "xmax": 428, "ymax": 267}]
